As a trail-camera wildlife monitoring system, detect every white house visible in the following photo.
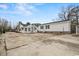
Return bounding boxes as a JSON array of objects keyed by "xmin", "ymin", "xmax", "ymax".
[
  {"xmin": 16, "ymin": 22, "xmax": 41, "ymax": 33},
  {"xmin": 16, "ymin": 6, "xmax": 79, "ymax": 34},
  {"xmin": 38, "ymin": 20, "xmax": 71, "ymax": 33},
  {"xmin": 23, "ymin": 24, "xmax": 40, "ymax": 33},
  {"xmin": 16, "ymin": 20, "xmax": 79, "ymax": 34}
]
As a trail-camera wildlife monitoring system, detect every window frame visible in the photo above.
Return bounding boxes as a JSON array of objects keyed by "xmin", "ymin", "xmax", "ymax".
[
  {"xmin": 25, "ymin": 28, "xmax": 27, "ymax": 31},
  {"xmin": 40, "ymin": 26, "xmax": 44, "ymax": 29},
  {"xmin": 45, "ymin": 25, "xmax": 50, "ymax": 29}
]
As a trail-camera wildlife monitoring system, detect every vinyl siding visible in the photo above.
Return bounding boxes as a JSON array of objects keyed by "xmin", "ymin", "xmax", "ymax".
[{"xmin": 38, "ymin": 21, "xmax": 71, "ymax": 33}]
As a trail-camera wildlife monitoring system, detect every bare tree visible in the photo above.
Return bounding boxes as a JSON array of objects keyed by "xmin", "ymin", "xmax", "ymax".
[
  {"xmin": 0, "ymin": 18, "xmax": 12, "ymax": 34},
  {"xmin": 58, "ymin": 5, "xmax": 79, "ymax": 33},
  {"xmin": 58, "ymin": 5, "xmax": 75, "ymax": 20}
]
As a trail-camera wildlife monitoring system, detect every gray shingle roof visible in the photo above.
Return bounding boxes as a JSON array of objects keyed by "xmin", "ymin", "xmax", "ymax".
[{"xmin": 42, "ymin": 20, "xmax": 70, "ymax": 25}]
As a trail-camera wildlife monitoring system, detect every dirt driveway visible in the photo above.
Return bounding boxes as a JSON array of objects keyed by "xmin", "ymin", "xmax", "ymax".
[{"xmin": 1, "ymin": 32, "xmax": 79, "ymax": 56}]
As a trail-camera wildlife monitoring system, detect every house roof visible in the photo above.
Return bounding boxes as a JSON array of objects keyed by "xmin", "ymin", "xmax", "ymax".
[
  {"xmin": 42, "ymin": 20, "xmax": 70, "ymax": 25},
  {"xmin": 19, "ymin": 21, "xmax": 41, "ymax": 27},
  {"xmin": 32, "ymin": 23, "xmax": 41, "ymax": 27},
  {"xmin": 19, "ymin": 21, "xmax": 28, "ymax": 26},
  {"xmin": 19, "ymin": 20, "xmax": 70, "ymax": 27}
]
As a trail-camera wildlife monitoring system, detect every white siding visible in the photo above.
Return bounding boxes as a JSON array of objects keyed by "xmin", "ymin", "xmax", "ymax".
[
  {"xmin": 19, "ymin": 24, "xmax": 25, "ymax": 33},
  {"xmin": 38, "ymin": 21, "xmax": 71, "ymax": 33},
  {"xmin": 19, "ymin": 24, "xmax": 38, "ymax": 33},
  {"xmin": 25, "ymin": 25, "xmax": 37, "ymax": 33},
  {"xmin": 76, "ymin": 25, "xmax": 79, "ymax": 34}
]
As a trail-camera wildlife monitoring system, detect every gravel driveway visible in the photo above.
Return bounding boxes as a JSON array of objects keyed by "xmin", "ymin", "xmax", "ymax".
[{"xmin": 1, "ymin": 32, "xmax": 79, "ymax": 56}]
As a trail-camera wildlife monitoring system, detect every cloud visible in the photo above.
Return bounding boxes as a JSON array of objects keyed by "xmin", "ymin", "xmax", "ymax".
[
  {"xmin": 15, "ymin": 3, "xmax": 38, "ymax": 16},
  {"xmin": 33, "ymin": 3, "xmax": 45, "ymax": 6},
  {"xmin": 16, "ymin": 4, "xmax": 26, "ymax": 11},
  {"xmin": 0, "ymin": 3, "xmax": 41, "ymax": 16},
  {"xmin": 0, "ymin": 4, "xmax": 8, "ymax": 9},
  {"xmin": 0, "ymin": 11, "xmax": 21, "ymax": 14}
]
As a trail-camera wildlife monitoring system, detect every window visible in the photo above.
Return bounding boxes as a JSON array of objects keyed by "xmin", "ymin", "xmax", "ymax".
[
  {"xmin": 25, "ymin": 28, "xmax": 27, "ymax": 31},
  {"xmin": 28, "ymin": 28, "xmax": 30, "ymax": 31},
  {"xmin": 46, "ymin": 25, "xmax": 48, "ymax": 29},
  {"xmin": 40, "ymin": 26, "xmax": 44, "ymax": 29},
  {"xmin": 48, "ymin": 25, "xmax": 50, "ymax": 29},
  {"xmin": 46, "ymin": 25, "xmax": 50, "ymax": 29}
]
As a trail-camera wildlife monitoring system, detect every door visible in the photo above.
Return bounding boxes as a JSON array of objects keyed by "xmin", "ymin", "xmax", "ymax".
[{"xmin": 71, "ymin": 24, "xmax": 76, "ymax": 33}]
